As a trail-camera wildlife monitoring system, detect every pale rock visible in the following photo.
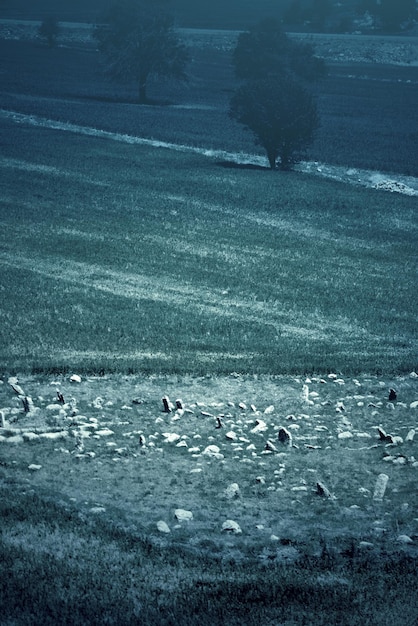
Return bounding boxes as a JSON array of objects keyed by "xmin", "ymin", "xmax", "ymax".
[
  {"xmin": 22, "ymin": 432, "xmax": 40, "ymax": 443},
  {"xmin": 264, "ymin": 405, "xmax": 275, "ymax": 414},
  {"xmin": 28, "ymin": 464, "xmax": 42, "ymax": 471},
  {"xmin": 316, "ymin": 482, "xmax": 332, "ymax": 498},
  {"xmin": 70, "ymin": 374, "xmax": 82, "ymax": 383},
  {"xmin": 225, "ymin": 431, "xmax": 237, "ymax": 441},
  {"xmin": 265, "ymin": 440, "xmax": 277, "ymax": 452},
  {"xmin": 176, "ymin": 440, "xmax": 188, "ymax": 448},
  {"xmin": 359, "ymin": 541, "xmax": 374, "ymax": 550},
  {"xmin": 5, "ymin": 435, "xmax": 24, "ymax": 444},
  {"xmin": 225, "ymin": 483, "xmax": 240, "ymax": 499},
  {"xmin": 338, "ymin": 431, "xmax": 353, "ymax": 440},
  {"xmin": 406, "ymin": 429, "xmax": 415, "ymax": 442},
  {"xmin": 238, "ymin": 402, "xmax": 247, "ymax": 410},
  {"xmin": 221, "ymin": 520, "xmax": 242, "ymax": 534},
  {"xmin": 157, "ymin": 521, "xmax": 171, "ymax": 534},
  {"xmin": 174, "ymin": 509, "xmax": 193, "ymax": 522},
  {"xmin": 397, "ymin": 535, "xmax": 413, "ymax": 544},
  {"xmin": 89, "ymin": 506, "xmax": 106, "ymax": 514},
  {"xmin": 373, "ymin": 473, "xmax": 389, "ymax": 501},
  {"xmin": 202, "ymin": 444, "xmax": 220, "ymax": 455},
  {"xmin": 162, "ymin": 432, "xmax": 181, "ymax": 444},
  {"xmin": 251, "ymin": 419, "xmax": 267, "ymax": 434},
  {"xmin": 410, "ymin": 401, "xmax": 418, "ymax": 409},
  {"xmin": 95, "ymin": 428, "xmax": 114, "ymax": 437}
]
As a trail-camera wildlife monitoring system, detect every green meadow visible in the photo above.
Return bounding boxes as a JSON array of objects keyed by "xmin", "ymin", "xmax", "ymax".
[{"xmin": 1, "ymin": 118, "xmax": 417, "ymax": 376}]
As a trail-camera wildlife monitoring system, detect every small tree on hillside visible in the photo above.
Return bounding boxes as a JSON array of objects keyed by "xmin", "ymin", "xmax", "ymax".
[
  {"xmin": 38, "ymin": 15, "xmax": 60, "ymax": 47},
  {"xmin": 230, "ymin": 77, "xmax": 319, "ymax": 170},
  {"xmin": 232, "ymin": 17, "xmax": 327, "ymax": 83},
  {"xmin": 93, "ymin": 0, "xmax": 189, "ymax": 103}
]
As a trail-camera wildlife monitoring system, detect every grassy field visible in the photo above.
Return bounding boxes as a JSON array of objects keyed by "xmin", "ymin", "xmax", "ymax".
[
  {"xmin": 0, "ymin": 117, "xmax": 417, "ymax": 375},
  {"xmin": 0, "ymin": 30, "xmax": 417, "ymax": 626}
]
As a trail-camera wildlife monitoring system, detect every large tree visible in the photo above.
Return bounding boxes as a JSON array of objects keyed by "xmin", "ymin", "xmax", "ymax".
[
  {"xmin": 94, "ymin": 0, "xmax": 189, "ymax": 103},
  {"xmin": 230, "ymin": 77, "xmax": 319, "ymax": 170},
  {"xmin": 232, "ymin": 17, "xmax": 327, "ymax": 83}
]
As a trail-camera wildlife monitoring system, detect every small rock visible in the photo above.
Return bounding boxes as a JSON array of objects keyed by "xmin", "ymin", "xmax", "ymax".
[
  {"xmin": 265, "ymin": 440, "xmax": 277, "ymax": 452},
  {"xmin": 277, "ymin": 427, "xmax": 292, "ymax": 446},
  {"xmin": 264, "ymin": 405, "xmax": 275, "ymax": 414},
  {"xmin": 157, "ymin": 521, "xmax": 171, "ymax": 534},
  {"xmin": 70, "ymin": 374, "xmax": 82, "ymax": 383},
  {"xmin": 174, "ymin": 509, "xmax": 193, "ymax": 522},
  {"xmin": 89, "ymin": 506, "xmax": 106, "ymax": 514},
  {"xmin": 162, "ymin": 433, "xmax": 181, "ymax": 444},
  {"xmin": 373, "ymin": 473, "xmax": 389, "ymax": 502},
  {"xmin": 251, "ymin": 419, "xmax": 267, "ymax": 434},
  {"xmin": 225, "ymin": 431, "xmax": 237, "ymax": 441},
  {"xmin": 221, "ymin": 520, "xmax": 242, "ymax": 534},
  {"xmin": 162, "ymin": 396, "xmax": 173, "ymax": 413},
  {"xmin": 405, "ymin": 429, "xmax": 415, "ymax": 442},
  {"xmin": 238, "ymin": 402, "xmax": 247, "ymax": 410},
  {"xmin": 28, "ymin": 464, "xmax": 42, "ymax": 471},
  {"xmin": 410, "ymin": 401, "xmax": 418, "ymax": 409},
  {"xmin": 397, "ymin": 535, "xmax": 413, "ymax": 544},
  {"xmin": 388, "ymin": 389, "xmax": 397, "ymax": 401},
  {"xmin": 225, "ymin": 483, "xmax": 240, "ymax": 499},
  {"xmin": 338, "ymin": 431, "xmax": 353, "ymax": 440},
  {"xmin": 316, "ymin": 482, "xmax": 332, "ymax": 498}
]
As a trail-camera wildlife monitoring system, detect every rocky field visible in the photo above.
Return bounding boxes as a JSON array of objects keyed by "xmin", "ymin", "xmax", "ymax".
[{"xmin": 1, "ymin": 371, "xmax": 418, "ymax": 562}]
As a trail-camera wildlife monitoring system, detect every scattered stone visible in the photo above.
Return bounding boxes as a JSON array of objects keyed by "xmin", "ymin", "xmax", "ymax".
[
  {"xmin": 338, "ymin": 431, "xmax": 353, "ymax": 440},
  {"xmin": 0, "ymin": 410, "xmax": 5, "ymax": 428},
  {"xmin": 225, "ymin": 431, "xmax": 237, "ymax": 441},
  {"xmin": 410, "ymin": 401, "xmax": 418, "ymax": 409},
  {"xmin": 265, "ymin": 440, "xmax": 277, "ymax": 452},
  {"xmin": 238, "ymin": 402, "xmax": 247, "ymax": 410},
  {"xmin": 359, "ymin": 541, "xmax": 374, "ymax": 550},
  {"xmin": 138, "ymin": 434, "xmax": 146, "ymax": 447},
  {"xmin": 373, "ymin": 473, "xmax": 389, "ymax": 502},
  {"xmin": 225, "ymin": 483, "xmax": 240, "ymax": 499},
  {"xmin": 202, "ymin": 444, "xmax": 223, "ymax": 459},
  {"xmin": 57, "ymin": 391, "xmax": 65, "ymax": 404},
  {"xmin": 377, "ymin": 427, "xmax": 394, "ymax": 444},
  {"xmin": 406, "ymin": 429, "xmax": 415, "ymax": 442},
  {"xmin": 162, "ymin": 396, "xmax": 173, "ymax": 412},
  {"xmin": 256, "ymin": 476, "xmax": 266, "ymax": 484},
  {"xmin": 215, "ymin": 417, "xmax": 223, "ymax": 429},
  {"xmin": 89, "ymin": 506, "xmax": 106, "ymax": 514},
  {"xmin": 157, "ymin": 521, "xmax": 171, "ymax": 534},
  {"xmin": 162, "ymin": 433, "xmax": 181, "ymax": 444},
  {"xmin": 70, "ymin": 374, "xmax": 82, "ymax": 383},
  {"xmin": 251, "ymin": 419, "xmax": 267, "ymax": 434},
  {"xmin": 10, "ymin": 382, "xmax": 25, "ymax": 396},
  {"xmin": 95, "ymin": 428, "xmax": 114, "ymax": 437},
  {"xmin": 22, "ymin": 432, "xmax": 41, "ymax": 443},
  {"xmin": 174, "ymin": 509, "xmax": 193, "ymax": 522},
  {"xmin": 221, "ymin": 520, "xmax": 242, "ymax": 534},
  {"xmin": 28, "ymin": 464, "xmax": 42, "ymax": 471},
  {"xmin": 277, "ymin": 427, "xmax": 292, "ymax": 446},
  {"xmin": 175, "ymin": 399, "xmax": 183, "ymax": 410},
  {"xmin": 397, "ymin": 535, "xmax": 413, "ymax": 544},
  {"xmin": 264, "ymin": 405, "xmax": 274, "ymax": 414},
  {"xmin": 388, "ymin": 389, "xmax": 397, "ymax": 402},
  {"xmin": 316, "ymin": 482, "xmax": 332, "ymax": 498}
]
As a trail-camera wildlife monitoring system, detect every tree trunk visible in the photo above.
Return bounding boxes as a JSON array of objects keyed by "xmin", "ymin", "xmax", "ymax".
[{"xmin": 266, "ymin": 149, "xmax": 277, "ymax": 170}]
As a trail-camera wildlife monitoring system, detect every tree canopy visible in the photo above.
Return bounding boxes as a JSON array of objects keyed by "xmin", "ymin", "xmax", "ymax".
[
  {"xmin": 94, "ymin": 0, "xmax": 189, "ymax": 103},
  {"xmin": 230, "ymin": 78, "xmax": 319, "ymax": 170},
  {"xmin": 232, "ymin": 18, "xmax": 327, "ymax": 83}
]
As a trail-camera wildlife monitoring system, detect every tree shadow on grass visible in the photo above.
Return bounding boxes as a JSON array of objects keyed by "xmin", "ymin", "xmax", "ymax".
[{"xmin": 216, "ymin": 160, "xmax": 269, "ymax": 172}]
